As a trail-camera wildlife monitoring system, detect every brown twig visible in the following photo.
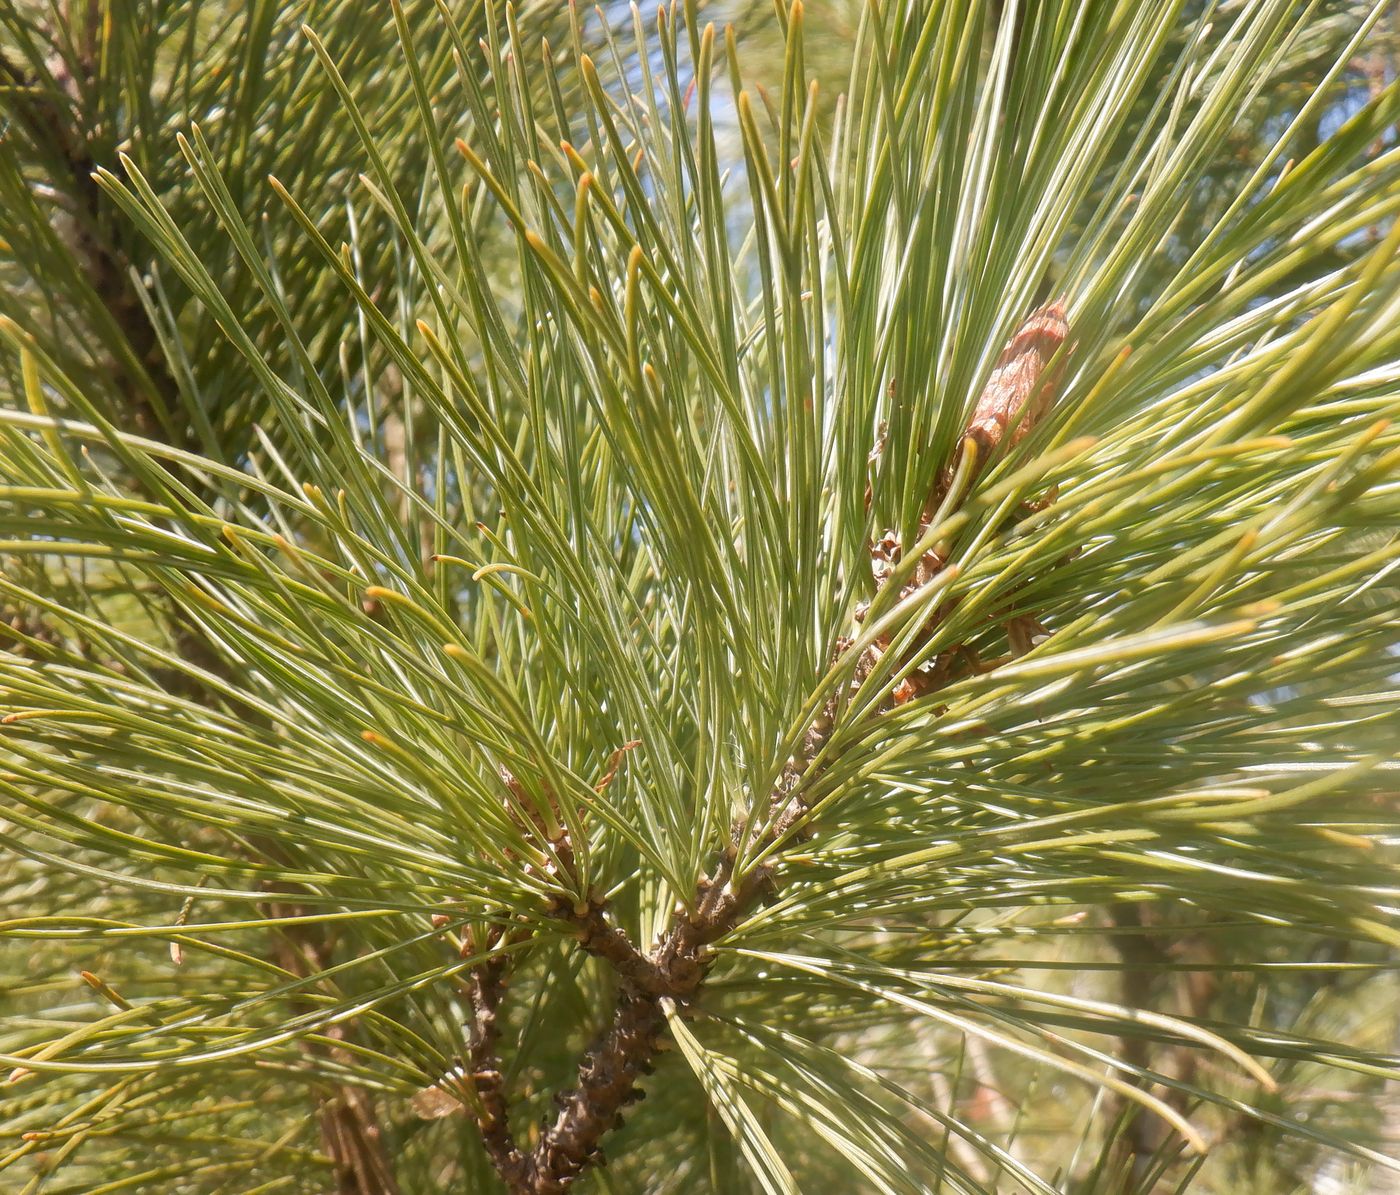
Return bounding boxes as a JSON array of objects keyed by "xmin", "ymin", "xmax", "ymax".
[
  {"xmin": 465, "ymin": 939, "xmax": 531, "ymax": 1190},
  {"xmin": 527, "ymin": 988, "xmax": 667, "ymax": 1191},
  {"xmin": 512, "ymin": 853, "xmax": 772, "ymax": 1194},
  {"xmin": 560, "ymin": 898, "xmax": 670, "ymax": 995}
]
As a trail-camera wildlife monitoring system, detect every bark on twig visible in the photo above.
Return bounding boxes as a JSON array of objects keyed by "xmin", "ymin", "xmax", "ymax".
[
  {"xmin": 466, "ymin": 942, "xmax": 531, "ymax": 1190},
  {"xmin": 502, "ymin": 853, "xmax": 773, "ymax": 1194},
  {"xmin": 560, "ymin": 900, "xmax": 670, "ymax": 995}
]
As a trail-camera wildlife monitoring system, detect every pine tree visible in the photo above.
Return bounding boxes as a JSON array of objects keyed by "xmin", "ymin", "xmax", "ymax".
[{"xmin": 2, "ymin": 3, "xmax": 1398, "ymax": 1192}]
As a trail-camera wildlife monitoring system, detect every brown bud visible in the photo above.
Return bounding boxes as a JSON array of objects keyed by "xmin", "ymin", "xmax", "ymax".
[
  {"xmin": 411, "ymin": 1082, "xmax": 466, "ymax": 1120},
  {"xmin": 963, "ymin": 299, "xmax": 1069, "ymax": 457}
]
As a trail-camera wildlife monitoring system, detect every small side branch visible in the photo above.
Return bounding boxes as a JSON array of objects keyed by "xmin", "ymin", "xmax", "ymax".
[{"xmin": 467, "ymin": 945, "xmax": 530, "ymax": 1190}]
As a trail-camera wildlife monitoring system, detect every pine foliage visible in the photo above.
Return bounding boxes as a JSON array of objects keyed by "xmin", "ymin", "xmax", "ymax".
[{"xmin": 1, "ymin": 2, "xmax": 1398, "ymax": 1192}]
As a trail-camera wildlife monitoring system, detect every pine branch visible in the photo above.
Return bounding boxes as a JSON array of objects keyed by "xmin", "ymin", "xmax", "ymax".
[
  {"xmin": 1, "ymin": 20, "xmax": 402, "ymax": 1190},
  {"xmin": 9, "ymin": 6, "xmax": 1398, "ymax": 1187},
  {"xmin": 472, "ymin": 302, "xmax": 1072, "ymax": 1194}
]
